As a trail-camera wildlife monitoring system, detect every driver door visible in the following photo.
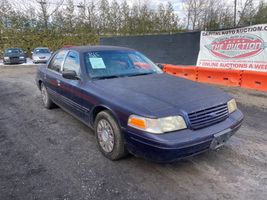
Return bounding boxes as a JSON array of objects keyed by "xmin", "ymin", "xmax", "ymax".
[{"xmin": 60, "ymin": 51, "xmax": 88, "ymax": 120}]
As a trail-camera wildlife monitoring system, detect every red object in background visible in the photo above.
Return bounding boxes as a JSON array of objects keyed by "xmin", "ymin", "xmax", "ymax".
[
  {"xmin": 63, "ymin": 45, "xmax": 74, "ymax": 48},
  {"xmin": 134, "ymin": 62, "xmax": 152, "ymax": 70},
  {"xmin": 163, "ymin": 64, "xmax": 197, "ymax": 81},
  {"xmin": 197, "ymin": 67, "xmax": 242, "ymax": 87},
  {"xmin": 163, "ymin": 64, "xmax": 267, "ymax": 92}
]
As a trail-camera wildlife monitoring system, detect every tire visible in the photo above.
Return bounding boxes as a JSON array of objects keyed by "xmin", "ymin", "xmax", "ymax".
[
  {"xmin": 95, "ymin": 111, "xmax": 127, "ymax": 160},
  {"xmin": 40, "ymin": 83, "xmax": 54, "ymax": 109}
]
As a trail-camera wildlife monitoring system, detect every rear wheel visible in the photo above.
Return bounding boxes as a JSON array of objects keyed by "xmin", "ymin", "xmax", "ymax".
[
  {"xmin": 95, "ymin": 111, "xmax": 127, "ymax": 160},
  {"xmin": 40, "ymin": 83, "xmax": 54, "ymax": 109}
]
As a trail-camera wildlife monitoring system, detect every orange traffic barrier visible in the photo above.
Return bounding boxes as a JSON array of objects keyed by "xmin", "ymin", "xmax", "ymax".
[
  {"xmin": 197, "ymin": 67, "xmax": 242, "ymax": 87},
  {"xmin": 163, "ymin": 64, "xmax": 197, "ymax": 81},
  {"xmin": 240, "ymin": 71, "xmax": 267, "ymax": 92},
  {"xmin": 162, "ymin": 64, "xmax": 267, "ymax": 92}
]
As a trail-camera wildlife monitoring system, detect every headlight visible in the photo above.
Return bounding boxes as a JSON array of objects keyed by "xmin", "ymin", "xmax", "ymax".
[
  {"xmin": 19, "ymin": 56, "xmax": 25, "ymax": 59},
  {"xmin": 128, "ymin": 115, "xmax": 187, "ymax": 134},
  {"xmin": 4, "ymin": 57, "xmax": 9, "ymax": 60},
  {"xmin": 227, "ymin": 99, "xmax": 237, "ymax": 113}
]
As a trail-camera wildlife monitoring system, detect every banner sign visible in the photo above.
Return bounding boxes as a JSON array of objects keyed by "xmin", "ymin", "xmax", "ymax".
[{"xmin": 197, "ymin": 24, "xmax": 267, "ymax": 72}]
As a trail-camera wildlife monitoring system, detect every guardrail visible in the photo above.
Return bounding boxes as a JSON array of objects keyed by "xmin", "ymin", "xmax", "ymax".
[{"xmin": 163, "ymin": 64, "xmax": 267, "ymax": 92}]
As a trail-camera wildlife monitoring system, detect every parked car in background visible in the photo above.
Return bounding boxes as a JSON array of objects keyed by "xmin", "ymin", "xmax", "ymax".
[
  {"xmin": 32, "ymin": 47, "xmax": 52, "ymax": 64},
  {"xmin": 36, "ymin": 45, "xmax": 244, "ymax": 162},
  {"xmin": 3, "ymin": 48, "xmax": 27, "ymax": 65}
]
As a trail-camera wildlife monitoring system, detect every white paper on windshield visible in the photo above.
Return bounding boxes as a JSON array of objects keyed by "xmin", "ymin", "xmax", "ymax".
[{"xmin": 89, "ymin": 57, "xmax": 106, "ymax": 69}]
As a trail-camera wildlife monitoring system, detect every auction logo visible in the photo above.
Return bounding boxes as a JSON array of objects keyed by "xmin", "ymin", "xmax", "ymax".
[{"xmin": 205, "ymin": 34, "xmax": 267, "ymax": 59}]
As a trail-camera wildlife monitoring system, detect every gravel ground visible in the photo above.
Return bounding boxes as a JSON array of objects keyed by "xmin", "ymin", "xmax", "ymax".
[{"xmin": 0, "ymin": 65, "xmax": 266, "ymax": 200}]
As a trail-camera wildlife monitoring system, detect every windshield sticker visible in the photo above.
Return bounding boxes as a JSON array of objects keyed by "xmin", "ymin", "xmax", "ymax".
[
  {"xmin": 89, "ymin": 57, "xmax": 106, "ymax": 69},
  {"xmin": 88, "ymin": 52, "xmax": 100, "ymax": 58}
]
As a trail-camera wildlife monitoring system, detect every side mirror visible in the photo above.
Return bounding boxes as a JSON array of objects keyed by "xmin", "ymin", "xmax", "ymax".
[
  {"xmin": 157, "ymin": 63, "xmax": 164, "ymax": 70},
  {"xmin": 31, "ymin": 51, "xmax": 33, "ymax": 54},
  {"xmin": 62, "ymin": 70, "xmax": 79, "ymax": 80},
  {"xmin": 50, "ymin": 51, "xmax": 53, "ymax": 54}
]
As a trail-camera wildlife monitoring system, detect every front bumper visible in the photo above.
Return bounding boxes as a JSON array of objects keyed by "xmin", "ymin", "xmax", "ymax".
[
  {"xmin": 124, "ymin": 109, "xmax": 244, "ymax": 162},
  {"xmin": 4, "ymin": 58, "xmax": 26, "ymax": 64},
  {"xmin": 33, "ymin": 57, "xmax": 49, "ymax": 63}
]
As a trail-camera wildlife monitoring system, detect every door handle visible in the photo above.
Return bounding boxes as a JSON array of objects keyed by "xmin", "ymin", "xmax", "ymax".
[{"xmin": 56, "ymin": 80, "xmax": 61, "ymax": 86}]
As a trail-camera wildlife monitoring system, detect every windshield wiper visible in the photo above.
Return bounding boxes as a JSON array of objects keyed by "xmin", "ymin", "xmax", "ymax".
[
  {"xmin": 93, "ymin": 73, "xmax": 155, "ymax": 80},
  {"xmin": 93, "ymin": 75, "xmax": 124, "ymax": 80},
  {"xmin": 127, "ymin": 72, "xmax": 155, "ymax": 77}
]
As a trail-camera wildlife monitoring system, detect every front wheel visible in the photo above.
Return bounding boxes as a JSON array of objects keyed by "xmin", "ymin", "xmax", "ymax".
[
  {"xmin": 40, "ymin": 83, "xmax": 54, "ymax": 109},
  {"xmin": 95, "ymin": 111, "xmax": 127, "ymax": 160}
]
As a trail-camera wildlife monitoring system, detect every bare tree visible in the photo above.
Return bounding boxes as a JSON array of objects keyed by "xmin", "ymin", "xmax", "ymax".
[
  {"xmin": 0, "ymin": 0, "xmax": 12, "ymax": 29},
  {"xmin": 36, "ymin": 0, "xmax": 64, "ymax": 30},
  {"xmin": 237, "ymin": 0, "xmax": 255, "ymax": 26},
  {"xmin": 183, "ymin": 0, "xmax": 207, "ymax": 30}
]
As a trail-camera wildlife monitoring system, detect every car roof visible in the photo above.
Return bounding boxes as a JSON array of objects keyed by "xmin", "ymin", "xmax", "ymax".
[{"xmin": 61, "ymin": 45, "xmax": 135, "ymax": 53}]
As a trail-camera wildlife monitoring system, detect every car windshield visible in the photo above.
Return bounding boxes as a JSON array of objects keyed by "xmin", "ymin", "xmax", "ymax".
[
  {"xmin": 84, "ymin": 50, "xmax": 162, "ymax": 79},
  {"xmin": 5, "ymin": 49, "xmax": 23, "ymax": 54},
  {"xmin": 35, "ymin": 49, "xmax": 50, "ymax": 54}
]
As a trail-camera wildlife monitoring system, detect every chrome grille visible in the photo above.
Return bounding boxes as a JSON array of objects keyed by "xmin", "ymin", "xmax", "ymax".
[
  {"xmin": 10, "ymin": 57, "xmax": 19, "ymax": 62},
  {"xmin": 188, "ymin": 103, "xmax": 229, "ymax": 130}
]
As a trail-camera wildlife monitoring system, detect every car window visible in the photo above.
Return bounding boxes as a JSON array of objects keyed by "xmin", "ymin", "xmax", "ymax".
[
  {"xmin": 63, "ymin": 51, "xmax": 80, "ymax": 75},
  {"xmin": 84, "ymin": 50, "xmax": 162, "ymax": 79},
  {"xmin": 5, "ymin": 49, "xmax": 23, "ymax": 54},
  {"xmin": 48, "ymin": 50, "xmax": 67, "ymax": 72},
  {"xmin": 35, "ymin": 49, "xmax": 50, "ymax": 54}
]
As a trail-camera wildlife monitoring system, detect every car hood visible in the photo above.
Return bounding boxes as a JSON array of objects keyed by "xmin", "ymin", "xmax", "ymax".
[{"xmin": 93, "ymin": 73, "xmax": 232, "ymax": 117}]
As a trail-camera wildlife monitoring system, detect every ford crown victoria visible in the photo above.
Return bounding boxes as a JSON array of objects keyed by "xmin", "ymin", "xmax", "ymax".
[{"xmin": 36, "ymin": 46, "xmax": 244, "ymax": 162}]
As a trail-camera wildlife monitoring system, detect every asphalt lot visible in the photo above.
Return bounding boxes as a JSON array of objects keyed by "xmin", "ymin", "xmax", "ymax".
[{"xmin": 0, "ymin": 65, "xmax": 266, "ymax": 200}]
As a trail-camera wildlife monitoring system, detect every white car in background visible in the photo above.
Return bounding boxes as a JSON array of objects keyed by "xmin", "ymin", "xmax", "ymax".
[{"xmin": 32, "ymin": 47, "xmax": 52, "ymax": 64}]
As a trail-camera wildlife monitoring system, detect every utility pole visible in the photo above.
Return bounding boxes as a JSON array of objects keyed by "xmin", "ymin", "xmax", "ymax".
[
  {"xmin": 38, "ymin": 0, "xmax": 46, "ymax": 5},
  {"xmin": 234, "ymin": 0, "xmax": 237, "ymax": 26}
]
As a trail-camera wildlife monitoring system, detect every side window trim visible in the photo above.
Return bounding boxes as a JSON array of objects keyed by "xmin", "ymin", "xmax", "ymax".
[{"xmin": 60, "ymin": 50, "xmax": 70, "ymax": 72}]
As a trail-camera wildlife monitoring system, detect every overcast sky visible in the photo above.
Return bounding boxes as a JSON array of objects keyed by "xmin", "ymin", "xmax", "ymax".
[{"xmin": 12, "ymin": 0, "xmax": 267, "ymax": 19}]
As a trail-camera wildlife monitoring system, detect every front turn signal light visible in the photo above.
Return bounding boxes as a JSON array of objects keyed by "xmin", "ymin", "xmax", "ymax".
[{"xmin": 128, "ymin": 115, "xmax": 187, "ymax": 134}]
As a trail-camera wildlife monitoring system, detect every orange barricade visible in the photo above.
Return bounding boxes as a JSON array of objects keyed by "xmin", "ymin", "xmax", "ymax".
[
  {"xmin": 162, "ymin": 64, "xmax": 267, "ymax": 92},
  {"xmin": 197, "ymin": 68, "xmax": 242, "ymax": 87},
  {"xmin": 163, "ymin": 64, "xmax": 197, "ymax": 81},
  {"xmin": 240, "ymin": 71, "xmax": 267, "ymax": 92}
]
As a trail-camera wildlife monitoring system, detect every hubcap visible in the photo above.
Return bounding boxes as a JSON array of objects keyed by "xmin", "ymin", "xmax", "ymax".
[
  {"xmin": 41, "ymin": 85, "xmax": 48, "ymax": 105},
  {"xmin": 97, "ymin": 119, "xmax": 115, "ymax": 153}
]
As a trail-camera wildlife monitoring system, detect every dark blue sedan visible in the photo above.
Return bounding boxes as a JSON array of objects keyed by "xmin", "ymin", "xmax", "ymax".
[{"xmin": 36, "ymin": 46, "xmax": 244, "ymax": 162}]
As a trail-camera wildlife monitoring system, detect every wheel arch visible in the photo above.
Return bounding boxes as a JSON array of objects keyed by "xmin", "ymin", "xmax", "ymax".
[{"xmin": 90, "ymin": 105, "xmax": 122, "ymax": 128}]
